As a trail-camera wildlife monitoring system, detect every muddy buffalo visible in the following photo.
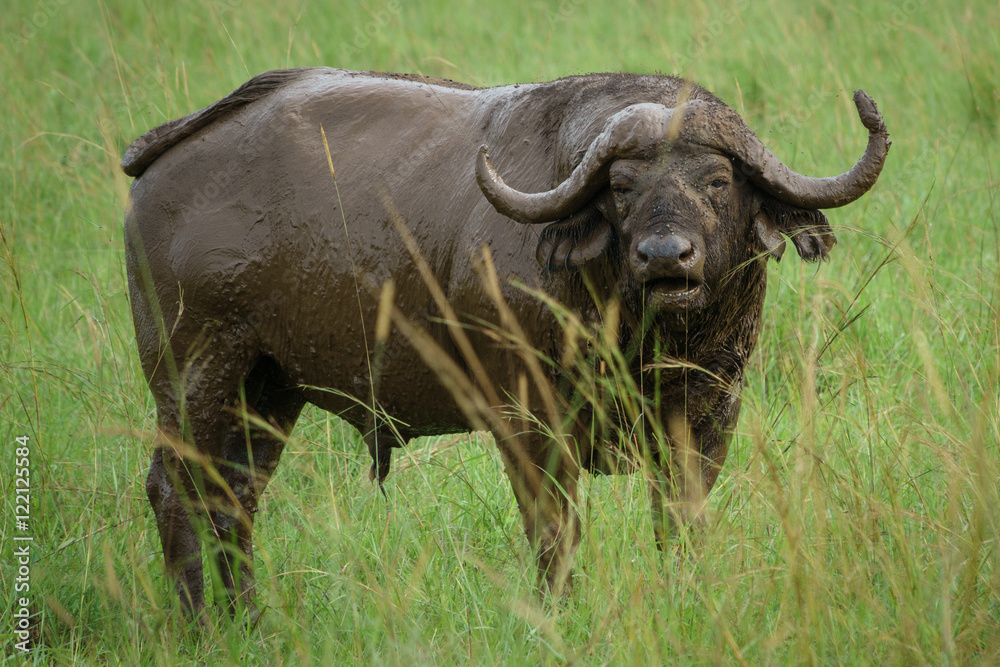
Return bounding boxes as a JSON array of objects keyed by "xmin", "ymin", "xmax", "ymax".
[{"xmin": 122, "ymin": 68, "xmax": 889, "ymax": 617}]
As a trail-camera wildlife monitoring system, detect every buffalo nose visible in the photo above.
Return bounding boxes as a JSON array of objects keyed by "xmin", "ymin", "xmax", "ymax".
[
  {"xmin": 634, "ymin": 233, "xmax": 705, "ymax": 282},
  {"xmin": 636, "ymin": 234, "xmax": 694, "ymax": 265}
]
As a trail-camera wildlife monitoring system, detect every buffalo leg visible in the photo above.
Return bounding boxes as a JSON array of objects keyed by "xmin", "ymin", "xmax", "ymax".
[
  {"xmin": 649, "ymin": 471, "xmax": 700, "ymax": 551},
  {"xmin": 649, "ymin": 417, "xmax": 729, "ymax": 550},
  {"xmin": 139, "ymin": 329, "xmax": 258, "ymax": 617},
  {"xmin": 211, "ymin": 381, "xmax": 304, "ymax": 617},
  {"xmin": 146, "ymin": 439, "xmax": 207, "ymax": 618},
  {"xmin": 498, "ymin": 434, "xmax": 581, "ymax": 595},
  {"xmin": 147, "ymin": 385, "xmax": 244, "ymax": 619}
]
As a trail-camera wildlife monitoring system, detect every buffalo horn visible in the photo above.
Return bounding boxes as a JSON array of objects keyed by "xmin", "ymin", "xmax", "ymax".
[
  {"xmin": 477, "ymin": 91, "xmax": 889, "ymax": 221},
  {"xmin": 698, "ymin": 90, "xmax": 891, "ymax": 209},
  {"xmin": 476, "ymin": 103, "xmax": 679, "ymax": 223}
]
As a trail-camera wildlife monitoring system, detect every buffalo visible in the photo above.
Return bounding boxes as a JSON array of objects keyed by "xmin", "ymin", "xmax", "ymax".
[{"xmin": 122, "ymin": 68, "xmax": 889, "ymax": 617}]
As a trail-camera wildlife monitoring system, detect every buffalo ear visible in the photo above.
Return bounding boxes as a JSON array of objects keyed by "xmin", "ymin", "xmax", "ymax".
[
  {"xmin": 536, "ymin": 206, "xmax": 614, "ymax": 270},
  {"xmin": 757, "ymin": 198, "xmax": 837, "ymax": 262},
  {"xmin": 753, "ymin": 212, "xmax": 787, "ymax": 261}
]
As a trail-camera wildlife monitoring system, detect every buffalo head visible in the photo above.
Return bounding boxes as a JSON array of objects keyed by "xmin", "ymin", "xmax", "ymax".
[{"xmin": 477, "ymin": 92, "xmax": 890, "ymax": 325}]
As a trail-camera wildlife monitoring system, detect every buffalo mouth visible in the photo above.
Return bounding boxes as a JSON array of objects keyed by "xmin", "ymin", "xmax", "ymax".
[{"xmin": 643, "ymin": 276, "xmax": 704, "ymax": 310}]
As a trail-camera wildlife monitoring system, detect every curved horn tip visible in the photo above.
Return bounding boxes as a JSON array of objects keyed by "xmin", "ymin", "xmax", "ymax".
[
  {"xmin": 853, "ymin": 89, "xmax": 887, "ymax": 135},
  {"xmin": 476, "ymin": 144, "xmax": 495, "ymax": 180},
  {"xmin": 477, "ymin": 144, "xmax": 493, "ymax": 169},
  {"xmin": 477, "ymin": 144, "xmax": 496, "ymax": 170}
]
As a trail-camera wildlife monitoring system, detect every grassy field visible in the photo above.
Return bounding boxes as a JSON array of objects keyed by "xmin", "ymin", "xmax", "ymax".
[{"xmin": 2, "ymin": 0, "xmax": 999, "ymax": 663}]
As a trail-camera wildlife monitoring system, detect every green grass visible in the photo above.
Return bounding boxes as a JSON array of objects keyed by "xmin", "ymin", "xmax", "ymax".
[{"xmin": 2, "ymin": 0, "xmax": 999, "ymax": 663}]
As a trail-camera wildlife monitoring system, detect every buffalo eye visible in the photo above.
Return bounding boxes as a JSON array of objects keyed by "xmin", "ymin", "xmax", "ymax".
[
  {"xmin": 610, "ymin": 183, "xmax": 635, "ymax": 217},
  {"xmin": 709, "ymin": 178, "xmax": 727, "ymax": 189}
]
